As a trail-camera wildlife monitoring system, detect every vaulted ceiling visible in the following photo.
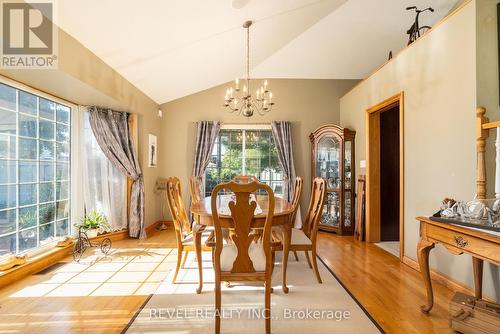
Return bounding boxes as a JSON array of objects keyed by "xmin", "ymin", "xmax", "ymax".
[{"xmin": 57, "ymin": 0, "xmax": 461, "ymax": 104}]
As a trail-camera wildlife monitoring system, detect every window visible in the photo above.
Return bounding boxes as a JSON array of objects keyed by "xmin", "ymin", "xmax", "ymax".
[
  {"xmin": 0, "ymin": 82, "xmax": 71, "ymax": 257},
  {"xmin": 205, "ymin": 128, "xmax": 283, "ymax": 197}
]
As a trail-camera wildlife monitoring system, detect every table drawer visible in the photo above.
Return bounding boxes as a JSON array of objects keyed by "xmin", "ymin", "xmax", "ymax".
[{"xmin": 426, "ymin": 224, "xmax": 500, "ymax": 264}]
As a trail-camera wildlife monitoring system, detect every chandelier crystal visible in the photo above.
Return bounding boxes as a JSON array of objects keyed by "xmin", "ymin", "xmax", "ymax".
[{"xmin": 223, "ymin": 20, "xmax": 274, "ymax": 117}]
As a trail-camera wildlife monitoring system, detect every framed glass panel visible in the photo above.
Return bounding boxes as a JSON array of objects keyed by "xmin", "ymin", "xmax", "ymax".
[
  {"xmin": 0, "ymin": 109, "xmax": 17, "ymax": 135},
  {"xmin": 55, "ymin": 219, "xmax": 69, "ymax": 237},
  {"xmin": 0, "ymin": 233, "xmax": 16, "ymax": 256},
  {"xmin": 345, "ymin": 140, "xmax": 352, "ymax": 189},
  {"xmin": 0, "ymin": 160, "xmax": 16, "ymax": 184},
  {"xmin": 0, "ymin": 209, "xmax": 16, "ymax": 235},
  {"xmin": 19, "ymin": 183, "xmax": 37, "ymax": 206},
  {"xmin": 18, "ymin": 228, "xmax": 38, "ymax": 252},
  {"xmin": 56, "ymin": 200, "xmax": 69, "ymax": 220},
  {"xmin": 19, "ymin": 138, "xmax": 37, "ymax": 159},
  {"xmin": 0, "ymin": 185, "xmax": 16, "ymax": 210},
  {"xmin": 39, "ymin": 140, "xmax": 55, "ymax": 160},
  {"xmin": 56, "ymin": 105, "xmax": 70, "ymax": 124},
  {"xmin": 19, "ymin": 91, "xmax": 37, "ymax": 115},
  {"xmin": 39, "ymin": 223, "xmax": 55, "ymax": 244},
  {"xmin": 39, "ymin": 202, "xmax": 55, "ymax": 225},
  {"xmin": 19, "ymin": 206, "xmax": 37, "ymax": 230},
  {"xmin": 0, "ymin": 134, "xmax": 16, "ymax": 159},
  {"xmin": 56, "ymin": 123, "xmax": 69, "ymax": 142},
  {"xmin": 40, "ymin": 162, "xmax": 55, "ymax": 181},
  {"xmin": 56, "ymin": 142, "xmax": 69, "ymax": 161},
  {"xmin": 39, "ymin": 119, "xmax": 54, "ymax": 140},
  {"xmin": 19, "ymin": 161, "xmax": 37, "ymax": 183},
  {"xmin": 19, "ymin": 114, "xmax": 37, "ymax": 138},
  {"xmin": 39, "ymin": 182, "xmax": 55, "ymax": 203},
  {"xmin": 56, "ymin": 162, "xmax": 69, "ymax": 180},
  {"xmin": 56, "ymin": 181, "xmax": 69, "ymax": 200},
  {"xmin": 39, "ymin": 98, "xmax": 55, "ymax": 120},
  {"xmin": 0, "ymin": 83, "xmax": 16, "ymax": 111}
]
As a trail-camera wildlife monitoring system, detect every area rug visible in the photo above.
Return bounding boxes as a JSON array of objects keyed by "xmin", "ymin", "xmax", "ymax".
[{"xmin": 124, "ymin": 251, "xmax": 383, "ymax": 333}]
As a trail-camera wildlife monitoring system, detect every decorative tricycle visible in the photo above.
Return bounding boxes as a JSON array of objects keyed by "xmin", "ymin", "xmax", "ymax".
[{"xmin": 72, "ymin": 226, "xmax": 112, "ymax": 262}]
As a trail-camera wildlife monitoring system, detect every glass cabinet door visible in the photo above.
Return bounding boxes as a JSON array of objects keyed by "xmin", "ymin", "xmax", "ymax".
[
  {"xmin": 316, "ymin": 136, "xmax": 340, "ymax": 189},
  {"xmin": 316, "ymin": 135, "xmax": 340, "ymax": 227},
  {"xmin": 344, "ymin": 140, "xmax": 353, "ymax": 227}
]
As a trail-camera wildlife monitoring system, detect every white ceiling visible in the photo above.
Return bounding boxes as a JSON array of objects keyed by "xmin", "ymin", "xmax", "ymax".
[{"xmin": 57, "ymin": 0, "xmax": 461, "ymax": 104}]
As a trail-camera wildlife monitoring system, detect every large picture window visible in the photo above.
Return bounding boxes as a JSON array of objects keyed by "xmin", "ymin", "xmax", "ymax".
[
  {"xmin": 0, "ymin": 82, "xmax": 71, "ymax": 257},
  {"xmin": 205, "ymin": 128, "xmax": 283, "ymax": 197}
]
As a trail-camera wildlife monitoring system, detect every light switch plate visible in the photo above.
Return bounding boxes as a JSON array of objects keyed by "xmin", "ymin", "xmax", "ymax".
[{"xmin": 360, "ymin": 160, "xmax": 366, "ymax": 168}]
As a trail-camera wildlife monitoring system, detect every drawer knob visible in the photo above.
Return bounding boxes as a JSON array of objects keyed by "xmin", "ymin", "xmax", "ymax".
[{"xmin": 454, "ymin": 236, "xmax": 468, "ymax": 248}]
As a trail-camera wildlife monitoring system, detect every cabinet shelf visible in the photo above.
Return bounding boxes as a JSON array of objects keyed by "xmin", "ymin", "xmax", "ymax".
[{"xmin": 310, "ymin": 124, "xmax": 356, "ymax": 235}]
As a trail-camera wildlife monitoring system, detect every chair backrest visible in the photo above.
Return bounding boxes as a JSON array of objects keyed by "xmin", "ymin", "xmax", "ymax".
[
  {"xmin": 166, "ymin": 177, "xmax": 192, "ymax": 237},
  {"xmin": 211, "ymin": 180, "xmax": 274, "ymax": 274},
  {"xmin": 233, "ymin": 175, "xmax": 258, "ymax": 184},
  {"xmin": 302, "ymin": 177, "xmax": 327, "ymax": 243},
  {"xmin": 189, "ymin": 175, "xmax": 202, "ymax": 204},
  {"xmin": 290, "ymin": 176, "xmax": 303, "ymax": 223}
]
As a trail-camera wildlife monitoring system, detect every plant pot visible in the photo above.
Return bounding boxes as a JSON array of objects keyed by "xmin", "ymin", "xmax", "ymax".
[{"xmin": 85, "ymin": 229, "xmax": 98, "ymax": 238}]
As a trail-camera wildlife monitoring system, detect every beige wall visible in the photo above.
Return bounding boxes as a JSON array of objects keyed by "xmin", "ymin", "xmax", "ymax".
[
  {"xmin": 340, "ymin": 1, "xmax": 499, "ymax": 300},
  {"xmin": 0, "ymin": 28, "xmax": 162, "ymax": 229},
  {"xmin": 159, "ymin": 79, "xmax": 358, "ymax": 219},
  {"xmin": 477, "ymin": 0, "xmax": 500, "ymax": 197}
]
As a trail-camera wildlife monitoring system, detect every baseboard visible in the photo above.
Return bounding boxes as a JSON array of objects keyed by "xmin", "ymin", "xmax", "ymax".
[{"xmin": 402, "ymin": 256, "xmax": 495, "ymax": 303}]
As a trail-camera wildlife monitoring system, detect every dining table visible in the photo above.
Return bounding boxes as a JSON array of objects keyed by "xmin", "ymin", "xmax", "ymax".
[{"xmin": 190, "ymin": 194, "xmax": 295, "ymax": 294}]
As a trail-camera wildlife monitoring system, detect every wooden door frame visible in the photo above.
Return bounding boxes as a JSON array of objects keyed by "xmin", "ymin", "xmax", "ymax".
[{"xmin": 365, "ymin": 92, "xmax": 405, "ymax": 261}]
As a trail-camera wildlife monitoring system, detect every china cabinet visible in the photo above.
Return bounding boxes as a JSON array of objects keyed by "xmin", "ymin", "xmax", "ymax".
[{"xmin": 310, "ymin": 124, "xmax": 356, "ymax": 234}]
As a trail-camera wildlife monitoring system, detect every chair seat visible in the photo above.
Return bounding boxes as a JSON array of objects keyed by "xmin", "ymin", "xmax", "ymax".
[
  {"xmin": 275, "ymin": 228, "xmax": 312, "ymax": 246},
  {"xmin": 181, "ymin": 230, "xmax": 213, "ymax": 246},
  {"xmin": 220, "ymin": 243, "xmax": 266, "ymax": 272},
  {"xmin": 291, "ymin": 229, "xmax": 312, "ymax": 245}
]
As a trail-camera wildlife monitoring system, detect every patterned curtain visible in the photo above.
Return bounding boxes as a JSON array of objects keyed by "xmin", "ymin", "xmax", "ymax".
[
  {"xmin": 88, "ymin": 106, "xmax": 146, "ymax": 239},
  {"xmin": 271, "ymin": 121, "xmax": 296, "ymax": 202},
  {"xmin": 192, "ymin": 121, "xmax": 221, "ymax": 179}
]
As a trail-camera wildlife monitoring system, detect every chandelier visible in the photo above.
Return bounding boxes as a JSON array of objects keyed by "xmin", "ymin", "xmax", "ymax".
[{"xmin": 223, "ymin": 20, "xmax": 274, "ymax": 117}]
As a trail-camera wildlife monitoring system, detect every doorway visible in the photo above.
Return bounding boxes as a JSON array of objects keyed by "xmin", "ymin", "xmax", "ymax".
[{"xmin": 365, "ymin": 92, "xmax": 404, "ymax": 260}]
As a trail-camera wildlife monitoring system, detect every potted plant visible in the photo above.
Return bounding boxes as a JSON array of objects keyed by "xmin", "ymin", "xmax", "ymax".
[{"xmin": 76, "ymin": 211, "xmax": 111, "ymax": 238}]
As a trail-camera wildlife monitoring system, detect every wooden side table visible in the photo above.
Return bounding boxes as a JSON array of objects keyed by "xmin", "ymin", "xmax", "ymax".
[{"xmin": 416, "ymin": 216, "xmax": 500, "ymax": 313}]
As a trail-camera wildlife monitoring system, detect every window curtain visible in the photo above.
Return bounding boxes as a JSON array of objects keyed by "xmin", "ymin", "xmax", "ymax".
[
  {"xmin": 271, "ymin": 121, "xmax": 302, "ymax": 227},
  {"xmin": 192, "ymin": 121, "xmax": 221, "ymax": 181},
  {"xmin": 82, "ymin": 112, "xmax": 127, "ymax": 231},
  {"xmin": 88, "ymin": 106, "xmax": 146, "ymax": 239}
]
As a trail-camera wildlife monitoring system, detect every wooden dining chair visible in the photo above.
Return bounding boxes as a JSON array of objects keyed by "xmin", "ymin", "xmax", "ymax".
[
  {"xmin": 275, "ymin": 177, "xmax": 326, "ymax": 283},
  {"xmin": 189, "ymin": 175, "xmax": 203, "ymax": 204},
  {"xmin": 166, "ymin": 177, "xmax": 213, "ymax": 293},
  {"xmin": 211, "ymin": 180, "xmax": 275, "ymax": 334},
  {"xmin": 233, "ymin": 175, "xmax": 258, "ymax": 184},
  {"xmin": 289, "ymin": 176, "xmax": 303, "ymax": 261}
]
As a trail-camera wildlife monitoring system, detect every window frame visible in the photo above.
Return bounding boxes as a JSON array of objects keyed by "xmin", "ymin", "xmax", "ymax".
[
  {"xmin": 204, "ymin": 123, "xmax": 283, "ymax": 197},
  {"xmin": 0, "ymin": 75, "xmax": 81, "ymax": 258}
]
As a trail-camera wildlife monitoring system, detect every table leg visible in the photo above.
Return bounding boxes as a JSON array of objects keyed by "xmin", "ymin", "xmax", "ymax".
[
  {"xmin": 193, "ymin": 224, "xmax": 203, "ymax": 294},
  {"xmin": 281, "ymin": 225, "xmax": 292, "ymax": 294},
  {"xmin": 417, "ymin": 238, "xmax": 435, "ymax": 314},
  {"xmin": 473, "ymin": 257, "xmax": 484, "ymax": 300}
]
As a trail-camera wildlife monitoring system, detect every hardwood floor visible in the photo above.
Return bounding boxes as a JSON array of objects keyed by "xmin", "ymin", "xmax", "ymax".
[
  {"xmin": 0, "ymin": 228, "xmax": 178, "ymax": 334},
  {"xmin": 0, "ymin": 228, "xmax": 456, "ymax": 333},
  {"xmin": 317, "ymin": 232, "xmax": 455, "ymax": 334}
]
